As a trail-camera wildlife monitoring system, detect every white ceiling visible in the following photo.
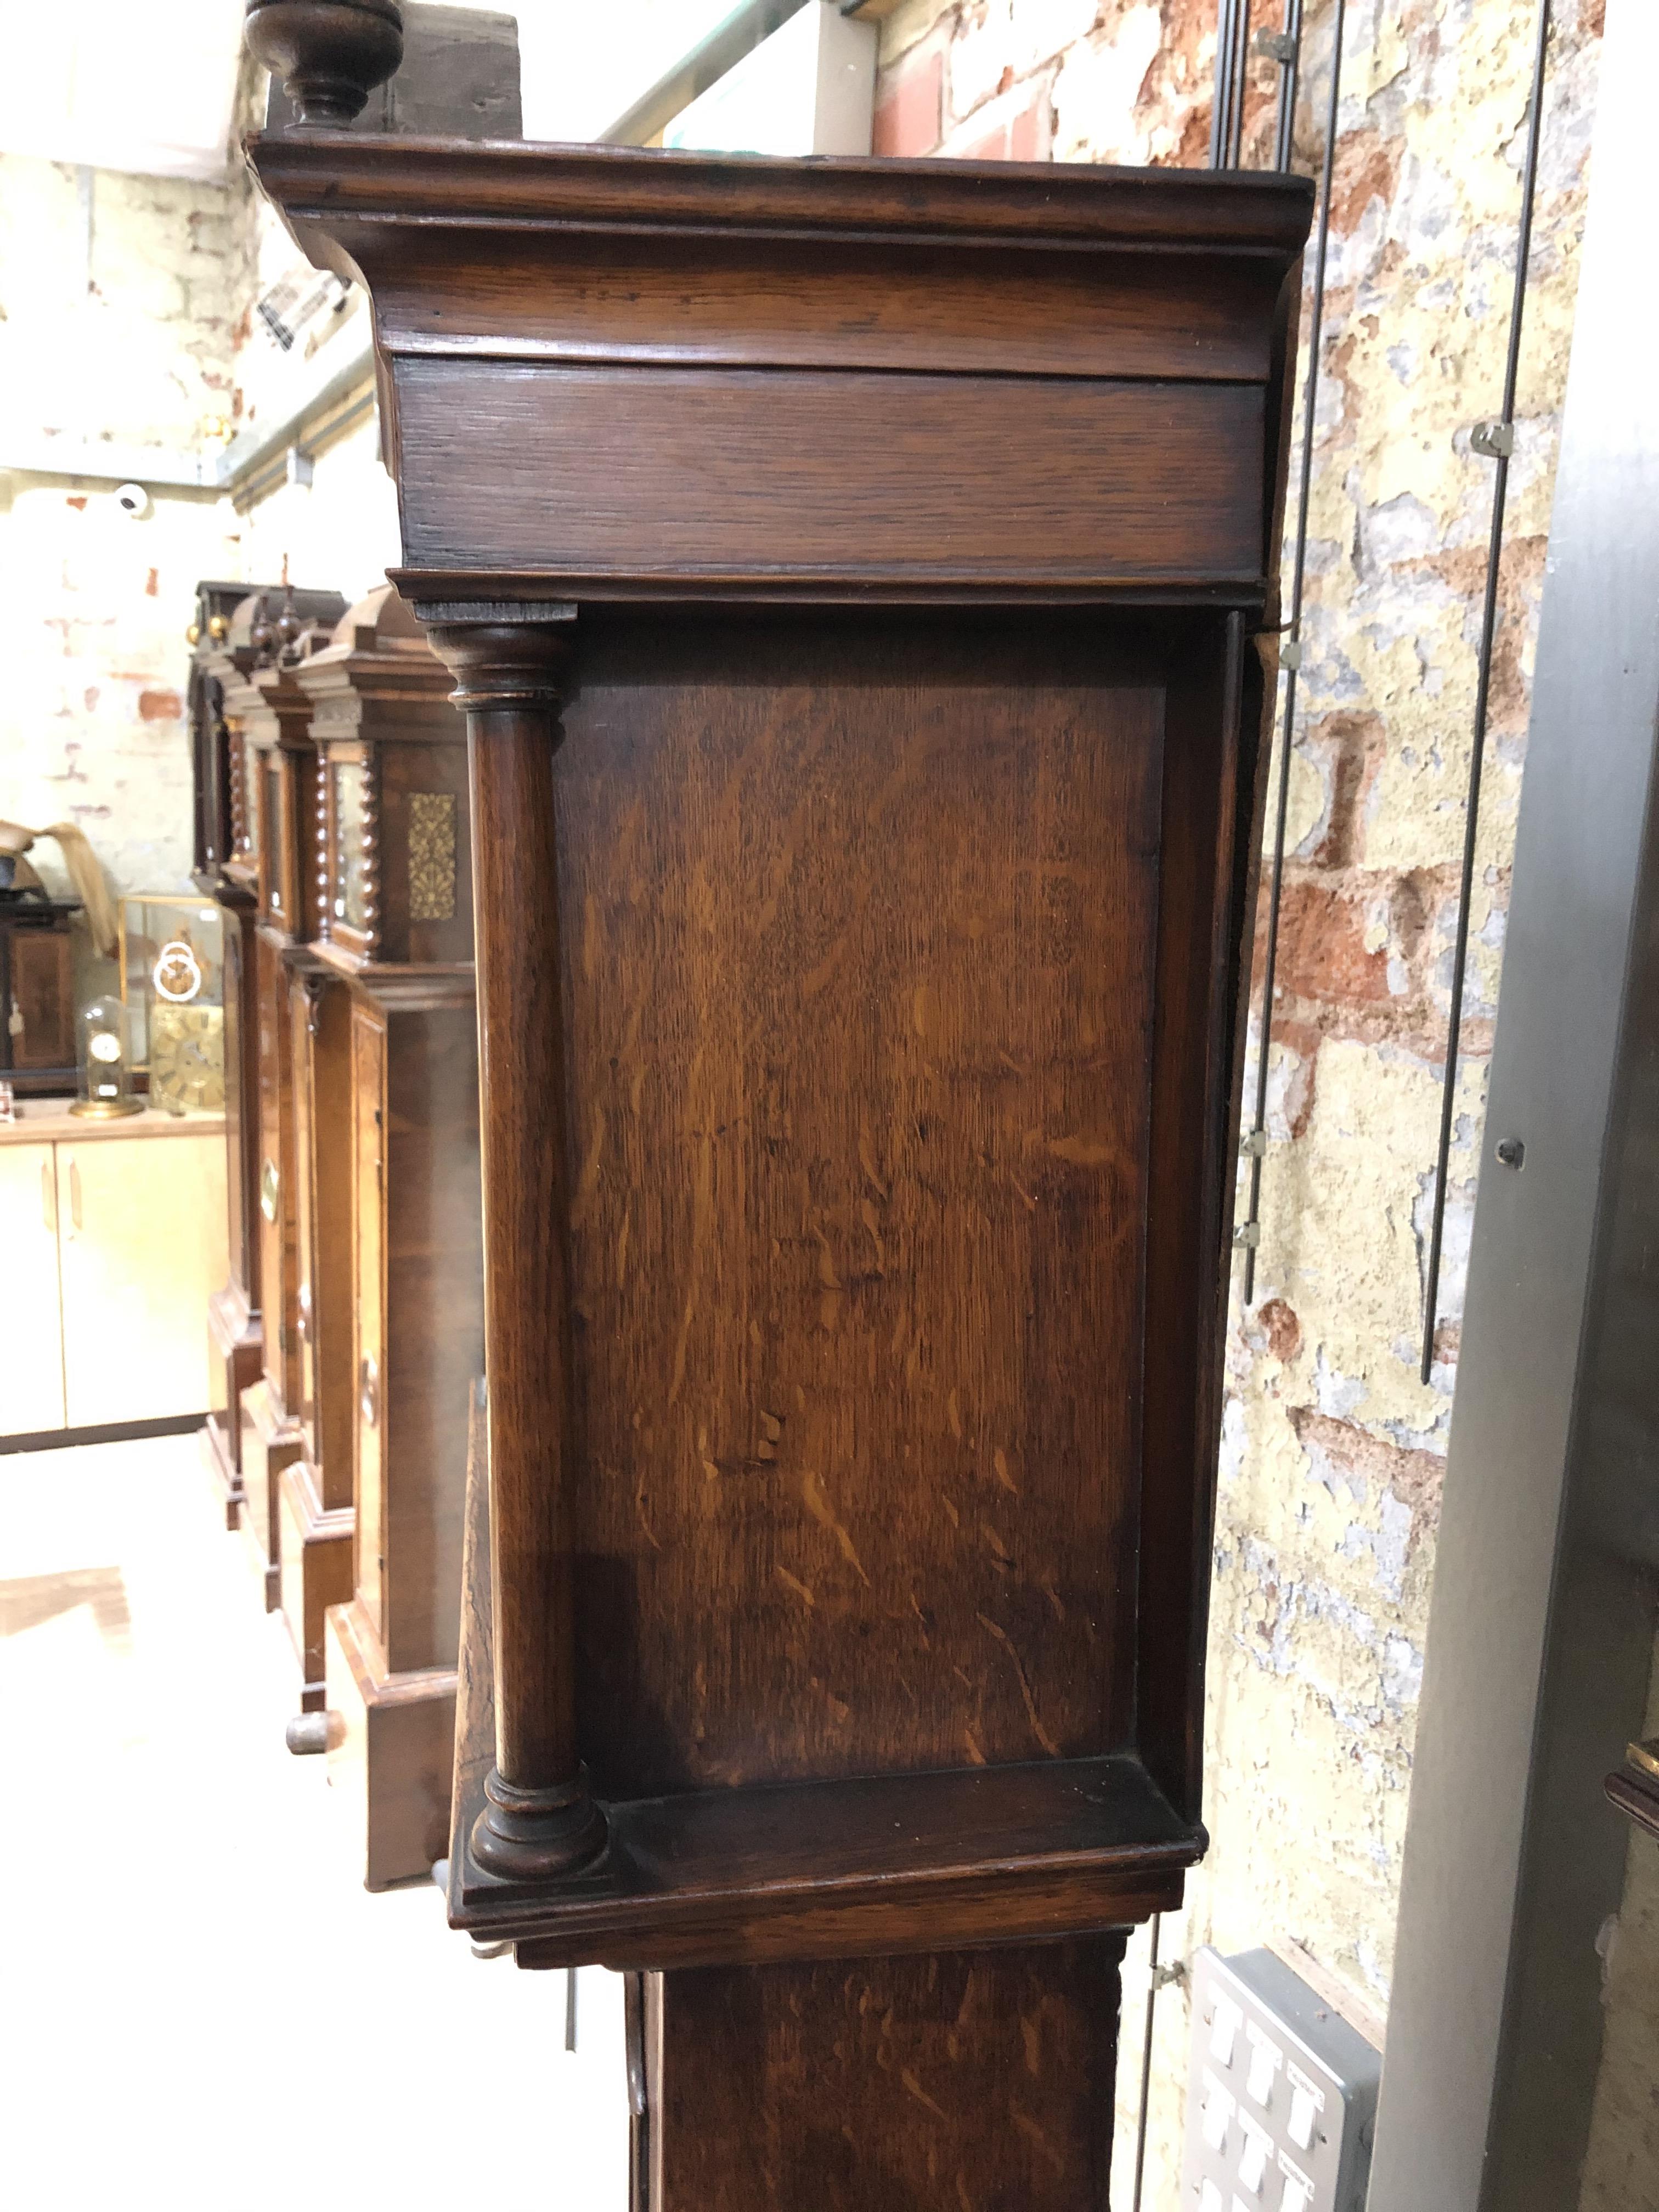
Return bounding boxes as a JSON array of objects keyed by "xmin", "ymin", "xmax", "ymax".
[
  {"xmin": 0, "ymin": 1, "xmax": 749, "ymax": 180},
  {"xmin": 0, "ymin": 1, "xmax": 248, "ymax": 180}
]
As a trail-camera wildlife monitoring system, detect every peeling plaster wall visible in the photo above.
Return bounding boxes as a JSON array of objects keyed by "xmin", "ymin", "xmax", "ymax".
[
  {"xmin": 233, "ymin": 411, "xmax": 403, "ymax": 612},
  {"xmin": 0, "ymin": 153, "xmax": 247, "ymax": 994},
  {"xmin": 0, "ymin": 139, "xmax": 400, "ymax": 1010},
  {"xmin": 872, "ymin": 2, "xmax": 1604, "ymax": 2198}
]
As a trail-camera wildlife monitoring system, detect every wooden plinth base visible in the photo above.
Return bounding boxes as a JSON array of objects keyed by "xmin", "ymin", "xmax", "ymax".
[
  {"xmin": 326, "ymin": 1598, "xmax": 458, "ymax": 1890},
  {"xmin": 200, "ymin": 1416, "xmax": 241, "ymax": 1530},
  {"xmin": 205, "ymin": 1288, "xmax": 261, "ymax": 1528},
  {"xmin": 276, "ymin": 1457, "xmax": 353, "ymax": 1711},
  {"xmin": 238, "ymin": 1377, "xmax": 301, "ymax": 1611},
  {"xmin": 625, "ymin": 1936, "xmax": 1128, "ymax": 2210}
]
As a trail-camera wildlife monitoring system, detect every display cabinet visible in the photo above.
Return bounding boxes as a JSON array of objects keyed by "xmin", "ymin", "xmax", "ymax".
[
  {"xmin": 119, "ymin": 893, "xmax": 227, "ymax": 1114},
  {"xmin": 0, "ymin": 1104, "xmax": 227, "ymax": 1440},
  {"xmin": 190, "ymin": 580, "xmax": 344, "ymax": 1520},
  {"xmin": 253, "ymin": 78, "xmax": 1310, "ymax": 2201},
  {"xmin": 292, "ymin": 583, "xmax": 483, "ymax": 1884}
]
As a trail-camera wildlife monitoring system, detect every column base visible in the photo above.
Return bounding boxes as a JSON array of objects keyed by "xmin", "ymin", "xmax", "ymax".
[{"xmin": 471, "ymin": 1765, "xmax": 608, "ymax": 1884}]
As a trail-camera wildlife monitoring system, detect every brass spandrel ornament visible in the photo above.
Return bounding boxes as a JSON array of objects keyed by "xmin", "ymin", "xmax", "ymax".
[{"xmin": 407, "ymin": 791, "xmax": 456, "ymax": 923}]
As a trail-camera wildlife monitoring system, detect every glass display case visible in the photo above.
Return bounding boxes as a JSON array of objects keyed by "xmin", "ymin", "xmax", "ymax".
[
  {"xmin": 118, "ymin": 894, "xmax": 226, "ymax": 1113},
  {"xmin": 70, "ymin": 993, "xmax": 140, "ymax": 1118}
]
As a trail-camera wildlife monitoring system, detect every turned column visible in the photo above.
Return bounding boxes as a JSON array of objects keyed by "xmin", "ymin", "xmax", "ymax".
[{"xmin": 420, "ymin": 607, "xmax": 606, "ymax": 1881}]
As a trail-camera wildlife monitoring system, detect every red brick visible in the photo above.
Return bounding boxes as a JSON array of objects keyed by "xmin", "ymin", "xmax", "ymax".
[
  {"xmin": 138, "ymin": 688, "xmax": 182, "ymax": 722},
  {"xmin": 956, "ymin": 116, "xmax": 1011, "ymax": 160},
  {"xmin": 1009, "ymin": 98, "xmax": 1042, "ymax": 162},
  {"xmin": 950, "ymin": 94, "xmax": 1045, "ymax": 165},
  {"xmin": 872, "ymin": 47, "xmax": 943, "ymax": 158},
  {"xmin": 1271, "ymin": 879, "xmax": 1391, "ymax": 1007}
]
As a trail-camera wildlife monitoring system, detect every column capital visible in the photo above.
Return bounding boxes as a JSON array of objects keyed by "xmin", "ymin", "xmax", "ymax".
[{"xmin": 410, "ymin": 600, "xmax": 578, "ymax": 716}]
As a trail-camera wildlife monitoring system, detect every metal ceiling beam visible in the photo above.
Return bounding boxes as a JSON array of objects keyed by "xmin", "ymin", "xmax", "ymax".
[{"xmin": 596, "ymin": 0, "xmax": 813, "ymax": 144}]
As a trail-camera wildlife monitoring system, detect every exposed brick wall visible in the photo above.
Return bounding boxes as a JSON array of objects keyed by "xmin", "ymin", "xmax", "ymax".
[
  {"xmin": 0, "ymin": 140, "xmax": 400, "ymax": 1008},
  {"xmin": 869, "ymin": 1, "xmax": 1602, "ymax": 2195},
  {"xmin": 0, "ymin": 155, "xmax": 248, "ymax": 996}
]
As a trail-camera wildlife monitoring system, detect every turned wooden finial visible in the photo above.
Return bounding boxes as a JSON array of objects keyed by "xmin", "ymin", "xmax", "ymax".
[{"xmin": 245, "ymin": 0, "xmax": 404, "ymax": 128}]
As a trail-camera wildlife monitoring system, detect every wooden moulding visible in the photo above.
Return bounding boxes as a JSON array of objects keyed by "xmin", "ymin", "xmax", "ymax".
[
  {"xmin": 249, "ymin": 137, "xmax": 1312, "ymax": 1970},
  {"xmin": 251, "ymin": 137, "xmax": 1311, "ymax": 607}
]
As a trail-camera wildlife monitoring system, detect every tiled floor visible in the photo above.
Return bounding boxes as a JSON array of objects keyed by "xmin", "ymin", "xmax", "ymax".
[{"xmin": 0, "ymin": 1433, "xmax": 629, "ymax": 2210}]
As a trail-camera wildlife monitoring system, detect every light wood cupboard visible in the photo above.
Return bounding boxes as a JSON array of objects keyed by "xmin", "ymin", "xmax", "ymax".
[
  {"xmin": 1, "ymin": 1109, "xmax": 227, "ymax": 1438},
  {"xmin": 0, "ymin": 1141, "xmax": 68, "ymax": 1434}
]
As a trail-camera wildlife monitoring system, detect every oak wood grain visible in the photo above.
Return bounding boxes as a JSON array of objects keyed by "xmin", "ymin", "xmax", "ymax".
[
  {"xmin": 394, "ymin": 364, "xmax": 1265, "ymax": 592},
  {"xmin": 556, "ymin": 612, "xmax": 1160, "ymax": 1799},
  {"xmin": 368, "ymin": 228, "xmax": 1283, "ymax": 384},
  {"xmin": 648, "ymin": 1937, "xmax": 1128, "ymax": 2210}
]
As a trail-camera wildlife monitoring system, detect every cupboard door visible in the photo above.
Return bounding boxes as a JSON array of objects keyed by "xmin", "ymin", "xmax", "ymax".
[
  {"xmin": 58, "ymin": 1133, "xmax": 227, "ymax": 1427},
  {"xmin": 352, "ymin": 1002, "xmax": 388, "ymax": 1635},
  {"xmin": 0, "ymin": 1144, "xmax": 66, "ymax": 1434},
  {"xmin": 290, "ymin": 974, "xmax": 320, "ymax": 1459},
  {"xmin": 254, "ymin": 930, "xmax": 299, "ymax": 1414}
]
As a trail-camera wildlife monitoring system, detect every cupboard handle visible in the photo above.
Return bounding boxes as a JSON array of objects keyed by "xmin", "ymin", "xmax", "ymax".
[
  {"xmin": 41, "ymin": 1160, "xmax": 56, "ymax": 1234},
  {"xmin": 68, "ymin": 1156, "xmax": 82, "ymax": 1234}
]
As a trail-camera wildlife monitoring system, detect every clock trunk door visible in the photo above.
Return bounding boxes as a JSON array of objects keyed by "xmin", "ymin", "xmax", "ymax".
[
  {"xmin": 254, "ymin": 930, "xmax": 297, "ymax": 1417},
  {"xmin": 352, "ymin": 998, "xmax": 388, "ymax": 1638}
]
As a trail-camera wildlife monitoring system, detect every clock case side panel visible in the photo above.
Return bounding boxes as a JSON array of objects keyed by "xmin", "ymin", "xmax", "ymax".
[
  {"xmin": 378, "ymin": 983, "xmax": 483, "ymax": 1678},
  {"xmin": 1136, "ymin": 249, "xmax": 1297, "ymax": 1822},
  {"xmin": 557, "ymin": 608, "xmax": 1163, "ymax": 1807},
  {"xmin": 328, "ymin": 971, "xmax": 480, "ymax": 1888},
  {"xmin": 449, "ymin": 604, "xmax": 1260, "ymax": 1966},
  {"xmin": 1139, "ymin": 611, "xmax": 1271, "ymax": 1825}
]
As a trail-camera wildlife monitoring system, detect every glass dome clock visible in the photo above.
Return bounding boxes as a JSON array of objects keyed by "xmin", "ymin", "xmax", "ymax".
[{"xmin": 70, "ymin": 994, "xmax": 142, "ymax": 1119}]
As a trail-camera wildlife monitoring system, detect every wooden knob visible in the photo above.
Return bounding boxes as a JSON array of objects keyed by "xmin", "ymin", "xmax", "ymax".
[{"xmin": 245, "ymin": 0, "xmax": 404, "ymax": 128}]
